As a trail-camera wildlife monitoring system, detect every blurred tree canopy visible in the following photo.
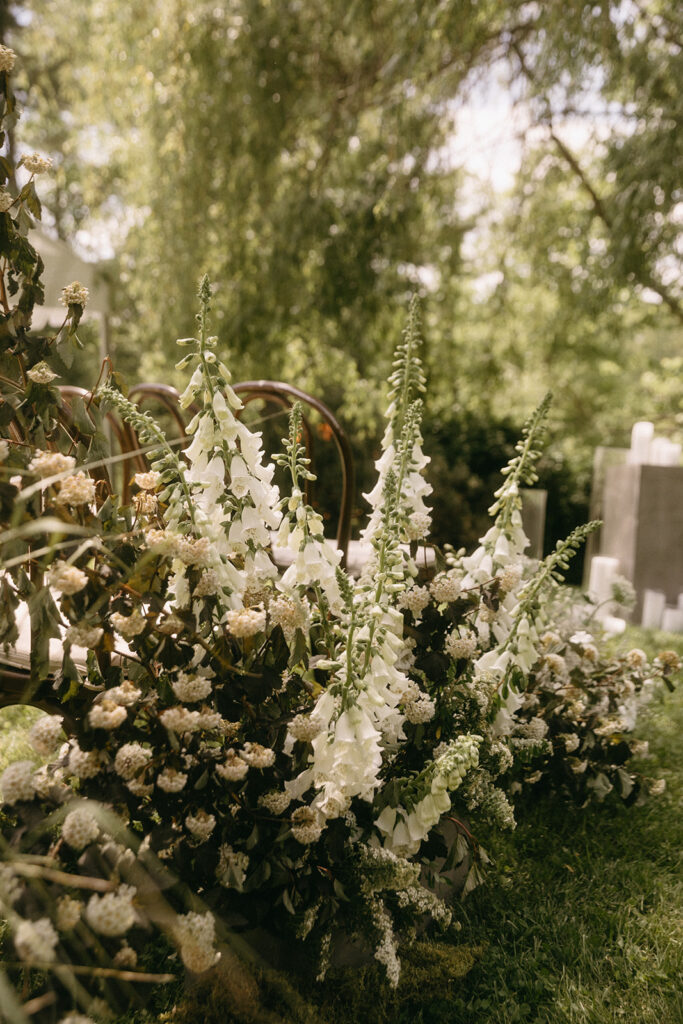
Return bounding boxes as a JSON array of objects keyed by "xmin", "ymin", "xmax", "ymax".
[{"xmin": 4, "ymin": 0, "xmax": 682, "ymax": 545}]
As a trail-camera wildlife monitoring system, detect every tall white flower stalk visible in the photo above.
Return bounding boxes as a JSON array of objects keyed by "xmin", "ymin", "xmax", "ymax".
[
  {"xmin": 360, "ymin": 295, "xmax": 432, "ymax": 571},
  {"xmin": 102, "ymin": 277, "xmax": 282, "ymax": 616},
  {"xmin": 285, "ymin": 301, "xmax": 435, "ymax": 826},
  {"xmin": 274, "ymin": 402, "xmax": 343, "ymax": 622}
]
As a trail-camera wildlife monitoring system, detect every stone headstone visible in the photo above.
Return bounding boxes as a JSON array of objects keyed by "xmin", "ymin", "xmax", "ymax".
[{"xmin": 600, "ymin": 463, "xmax": 683, "ymax": 622}]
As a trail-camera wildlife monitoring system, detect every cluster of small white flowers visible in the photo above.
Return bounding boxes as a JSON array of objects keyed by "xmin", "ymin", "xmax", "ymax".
[
  {"xmin": 193, "ymin": 568, "xmax": 221, "ymax": 597},
  {"xmin": 258, "ymin": 789, "xmax": 292, "ymax": 814},
  {"xmin": 177, "ymin": 535, "xmax": 212, "ymax": 566},
  {"xmin": 58, "ymin": 1015, "xmax": 95, "ymax": 1024},
  {"xmin": 217, "ymin": 844, "xmax": 249, "ymax": 888},
  {"xmin": 215, "ymin": 749, "xmax": 249, "ymax": 781},
  {"xmin": 269, "ymin": 595, "xmax": 309, "ymax": 642},
  {"xmin": 225, "ymin": 606, "xmax": 267, "ymax": 637},
  {"xmin": 133, "ymin": 491, "xmax": 157, "ymax": 516},
  {"xmin": 26, "ymin": 361, "xmax": 58, "ymax": 385},
  {"xmin": 357, "ymin": 843, "xmax": 421, "ymax": 894},
  {"xmin": 65, "ymin": 623, "xmax": 103, "ymax": 647},
  {"xmin": 558, "ymin": 733, "xmax": 580, "ymax": 753},
  {"xmin": 172, "ymin": 671, "xmax": 212, "ymax": 703},
  {"xmin": 497, "ymin": 563, "xmax": 523, "ymax": 592},
  {"xmin": 517, "ymin": 717, "xmax": 548, "ymax": 742},
  {"xmin": 47, "ymin": 560, "xmax": 88, "ymax": 594},
  {"xmin": 290, "ymin": 806, "xmax": 324, "ymax": 845},
  {"xmin": 397, "ymin": 584, "xmax": 430, "ymax": 618},
  {"xmin": 156, "ymin": 613, "xmax": 184, "ymax": 635},
  {"xmin": 28, "ymin": 450, "xmax": 76, "ymax": 478},
  {"xmin": 0, "ymin": 189, "xmax": 13, "ymax": 213},
  {"xmin": 68, "ymin": 743, "xmax": 102, "ymax": 779},
  {"xmin": 157, "ymin": 767, "xmax": 188, "ymax": 792},
  {"xmin": 23, "ymin": 152, "xmax": 53, "ymax": 175},
  {"xmin": 0, "ymin": 44, "xmax": 16, "ymax": 72},
  {"xmin": 88, "ymin": 700, "xmax": 127, "ymax": 730},
  {"xmin": 133, "ymin": 471, "xmax": 161, "ymax": 490},
  {"xmin": 85, "ymin": 884, "xmax": 136, "ymax": 936},
  {"xmin": 56, "ymin": 896, "xmax": 83, "ymax": 932},
  {"xmin": 288, "ymin": 713, "xmax": 320, "ymax": 743},
  {"xmin": 540, "ymin": 630, "xmax": 561, "ymax": 649},
  {"xmin": 113, "ymin": 942, "xmax": 138, "ymax": 968},
  {"xmin": 60, "ymin": 280, "xmax": 89, "ymax": 307},
  {"xmin": 0, "ymin": 438, "xmax": 9, "ymax": 459},
  {"xmin": 445, "ymin": 631, "xmax": 477, "ymax": 660},
  {"xmin": 404, "ymin": 510, "xmax": 431, "ymax": 541},
  {"xmin": 159, "ymin": 706, "xmax": 202, "ymax": 733},
  {"xmin": 403, "ymin": 694, "xmax": 436, "ymax": 724},
  {"xmin": 395, "ymin": 885, "xmax": 452, "ymax": 928},
  {"xmin": 370, "ymin": 898, "xmax": 401, "ymax": 988},
  {"xmin": 114, "ymin": 743, "xmax": 152, "ymax": 780},
  {"xmin": 430, "ymin": 570, "xmax": 461, "ymax": 604},
  {"xmin": 240, "ymin": 742, "xmax": 275, "ymax": 768},
  {"xmin": 185, "ymin": 809, "xmax": 216, "ymax": 841},
  {"xmin": 110, "ymin": 610, "xmax": 147, "ymax": 638},
  {"xmin": 14, "ymin": 917, "xmax": 59, "ymax": 963},
  {"xmin": 106, "ymin": 679, "xmax": 142, "ymax": 706},
  {"xmin": 0, "ymin": 760, "xmax": 36, "ymax": 805},
  {"xmin": 174, "ymin": 911, "xmax": 220, "ymax": 973},
  {"xmin": 62, "ymin": 807, "xmax": 99, "ymax": 849},
  {"xmin": 29, "ymin": 714, "xmax": 63, "ymax": 756},
  {"xmin": 625, "ymin": 648, "xmax": 648, "ymax": 670}
]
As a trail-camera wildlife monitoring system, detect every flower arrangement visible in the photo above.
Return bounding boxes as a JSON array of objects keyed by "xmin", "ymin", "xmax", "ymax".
[{"xmin": 0, "ymin": 48, "xmax": 678, "ymax": 1020}]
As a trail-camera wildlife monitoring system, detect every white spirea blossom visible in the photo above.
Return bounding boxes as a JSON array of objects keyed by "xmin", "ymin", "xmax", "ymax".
[
  {"xmin": 0, "ymin": 44, "xmax": 17, "ymax": 72},
  {"xmin": 113, "ymin": 942, "xmax": 138, "ymax": 968},
  {"xmin": 429, "ymin": 571, "xmax": 462, "ymax": 603},
  {"xmin": 68, "ymin": 743, "xmax": 102, "ymax": 779},
  {"xmin": 134, "ymin": 471, "xmax": 161, "ymax": 490},
  {"xmin": 269, "ymin": 595, "xmax": 309, "ymax": 641},
  {"xmin": 240, "ymin": 742, "xmax": 275, "ymax": 768},
  {"xmin": 56, "ymin": 471, "xmax": 96, "ymax": 506},
  {"xmin": 0, "ymin": 190, "xmax": 13, "ymax": 213},
  {"xmin": 60, "ymin": 280, "xmax": 89, "ymax": 307},
  {"xmin": 172, "ymin": 671, "xmax": 212, "ymax": 703},
  {"xmin": 56, "ymin": 895, "xmax": 83, "ymax": 931},
  {"xmin": 88, "ymin": 700, "xmax": 127, "ymax": 729},
  {"xmin": 225, "ymin": 606, "xmax": 267, "ymax": 637},
  {"xmin": 85, "ymin": 885, "xmax": 136, "ymax": 937},
  {"xmin": 185, "ymin": 810, "xmax": 216, "ymax": 842},
  {"xmin": 22, "ymin": 152, "xmax": 53, "ymax": 174},
  {"xmin": 29, "ymin": 715, "xmax": 63, "ymax": 756},
  {"xmin": 397, "ymin": 585, "xmax": 431, "ymax": 618},
  {"xmin": 106, "ymin": 680, "xmax": 142, "ymax": 706},
  {"xmin": 47, "ymin": 560, "xmax": 88, "ymax": 594},
  {"xmin": 110, "ymin": 610, "xmax": 147, "ymax": 638},
  {"xmin": 445, "ymin": 631, "xmax": 477, "ymax": 660},
  {"xmin": 1, "ymin": 760, "xmax": 36, "ymax": 805},
  {"xmin": 258, "ymin": 789, "xmax": 291, "ymax": 814},
  {"xmin": 157, "ymin": 767, "xmax": 188, "ymax": 792},
  {"xmin": 159, "ymin": 706, "xmax": 203, "ymax": 733},
  {"xmin": 174, "ymin": 911, "xmax": 220, "ymax": 973},
  {"xmin": 114, "ymin": 743, "xmax": 152, "ymax": 780},
  {"xmin": 28, "ymin": 450, "xmax": 76, "ymax": 478},
  {"xmin": 26, "ymin": 361, "xmax": 58, "ymax": 385},
  {"xmin": 57, "ymin": 1016, "xmax": 95, "ymax": 1024},
  {"xmin": 290, "ymin": 806, "xmax": 324, "ymax": 844},
  {"xmin": 216, "ymin": 750, "xmax": 249, "ymax": 781},
  {"xmin": 62, "ymin": 807, "xmax": 99, "ymax": 849},
  {"xmin": 14, "ymin": 917, "xmax": 59, "ymax": 963},
  {"xmin": 288, "ymin": 713, "xmax": 321, "ymax": 743},
  {"xmin": 66, "ymin": 624, "xmax": 103, "ymax": 647}
]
